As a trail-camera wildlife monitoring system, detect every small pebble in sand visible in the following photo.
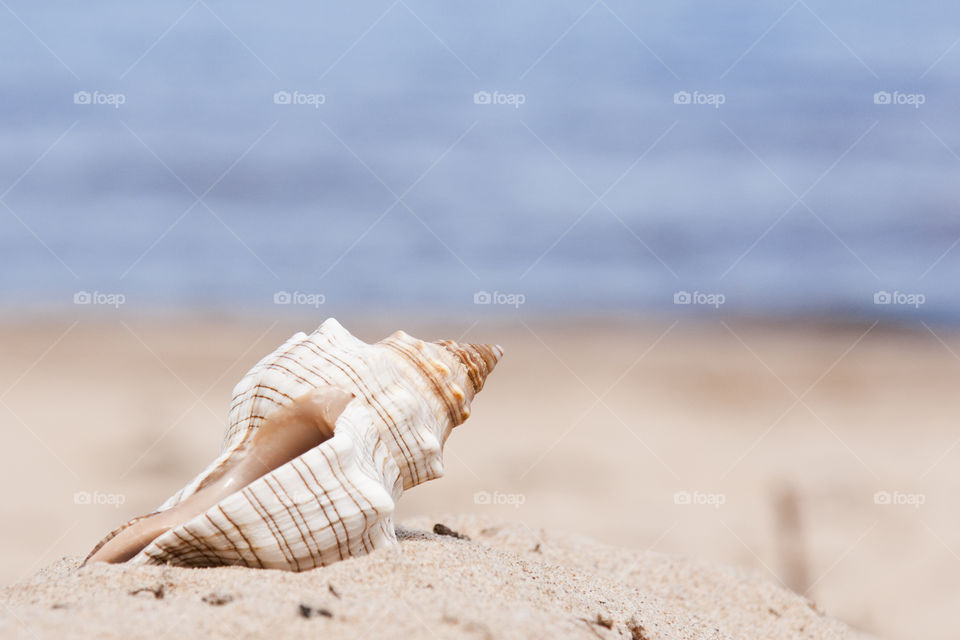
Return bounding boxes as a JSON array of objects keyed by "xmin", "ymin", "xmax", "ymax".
[
  {"xmin": 433, "ymin": 523, "xmax": 470, "ymax": 540},
  {"xmin": 298, "ymin": 604, "xmax": 333, "ymax": 619},
  {"xmin": 626, "ymin": 618, "xmax": 650, "ymax": 640},
  {"xmin": 201, "ymin": 593, "xmax": 233, "ymax": 606},
  {"xmin": 580, "ymin": 612, "xmax": 615, "ymax": 636},
  {"xmin": 594, "ymin": 614, "xmax": 613, "ymax": 629},
  {"xmin": 128, "ymin": 585, "xmax": 164, "ymax": 599}
]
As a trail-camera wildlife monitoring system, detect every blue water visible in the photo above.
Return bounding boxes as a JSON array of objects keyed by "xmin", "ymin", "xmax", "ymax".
[{"xmin": 2, "ymin": 1, "xmax": 959, "ymax": 321}]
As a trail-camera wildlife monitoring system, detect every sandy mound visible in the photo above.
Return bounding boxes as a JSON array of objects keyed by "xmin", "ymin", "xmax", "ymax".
[{"xmin": 1, "ymin": 515, "xmax": 868, "ymax": 639}]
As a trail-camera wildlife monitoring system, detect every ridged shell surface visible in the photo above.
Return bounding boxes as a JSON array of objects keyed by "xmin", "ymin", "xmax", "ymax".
[{"xmin": 88, "ymin": 319, "xmax": 501, "ymax": 571}]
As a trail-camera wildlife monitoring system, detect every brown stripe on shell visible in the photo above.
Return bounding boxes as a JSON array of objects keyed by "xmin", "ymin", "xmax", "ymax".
[
  {"xmin": 263, "ymin": 476, "xmax": 309, "ymax": 571},
  {"xmin": 245, "ymin": 484, "xmax": 298, "ymax": 569},
  {"xmin": 180, "ymin": 522, "xmax": 223, "ymax": 567},
  {"xmin": 288, "ymin": 461, "xmax": 327, "ymax": 566},
  {"xmin": 217, "ymin": 504, "xmax": 265, "ymax": 568},
  {"xmin": 325, "ymin": 439, "xmax": 372, "ymax": 555},
  {"xmin": 315, "ymin": 443, "xmax": 352, "ymax": 559},
  {"xmin": 298, "ymin": 451, "xmax": 349, "ymax": 562}
]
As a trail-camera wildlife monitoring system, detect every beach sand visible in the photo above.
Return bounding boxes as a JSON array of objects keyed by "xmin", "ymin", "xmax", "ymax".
[
  {"xmin": 1, "ymin": 315, "xmax": 956, "ymax": 638},
  {"xmin": 1, "ymin": 515, "xmax": 868, "ymax": 639}
]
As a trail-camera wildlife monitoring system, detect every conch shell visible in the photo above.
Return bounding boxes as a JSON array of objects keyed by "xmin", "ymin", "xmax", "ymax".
[{"xmin": 85, "ymin": 319, "xmax": 502, "ymax": 570}]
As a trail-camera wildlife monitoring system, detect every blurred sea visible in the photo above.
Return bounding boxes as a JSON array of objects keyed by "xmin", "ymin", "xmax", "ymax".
[{"xmin": 1, "ymin": 1, "xmax": 959, "ymax": 321}]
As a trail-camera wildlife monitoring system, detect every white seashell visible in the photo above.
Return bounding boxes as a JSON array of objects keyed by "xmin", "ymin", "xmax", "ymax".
[{"xmin": 85, "ymin": 319, "xmax": 502, "ymax": 570}]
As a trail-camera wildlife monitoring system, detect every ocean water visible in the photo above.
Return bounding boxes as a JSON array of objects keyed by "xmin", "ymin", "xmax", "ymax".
[{"xmin": 1, "ymin": 1, "xmax": 959, "ymax": 321}]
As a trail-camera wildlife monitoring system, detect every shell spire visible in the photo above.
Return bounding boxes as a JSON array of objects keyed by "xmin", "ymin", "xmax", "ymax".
[{"xmin": 434, "ymin": 341, "xmax": 503, "ymax": 394}]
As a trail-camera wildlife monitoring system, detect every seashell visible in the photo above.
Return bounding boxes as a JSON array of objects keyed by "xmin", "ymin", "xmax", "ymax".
[{"xmin": 84, "ymin": 319, "xmax": 502, "ymax": 570}]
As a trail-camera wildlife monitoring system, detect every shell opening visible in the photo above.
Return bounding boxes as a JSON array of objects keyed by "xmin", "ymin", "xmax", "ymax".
[{"xmin": 85, "ymin": 387, "xmax": 353, "ymax": 565}]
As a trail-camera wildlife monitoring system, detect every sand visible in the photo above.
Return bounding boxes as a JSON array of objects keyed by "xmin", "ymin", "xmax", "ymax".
[
  {"xmin": 2, "ymin": 315, "xmax": 957, "ymax": 638},
  {"xmin": 1, "ymin": 515, "xmax": 867, "ymax": 640}
]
